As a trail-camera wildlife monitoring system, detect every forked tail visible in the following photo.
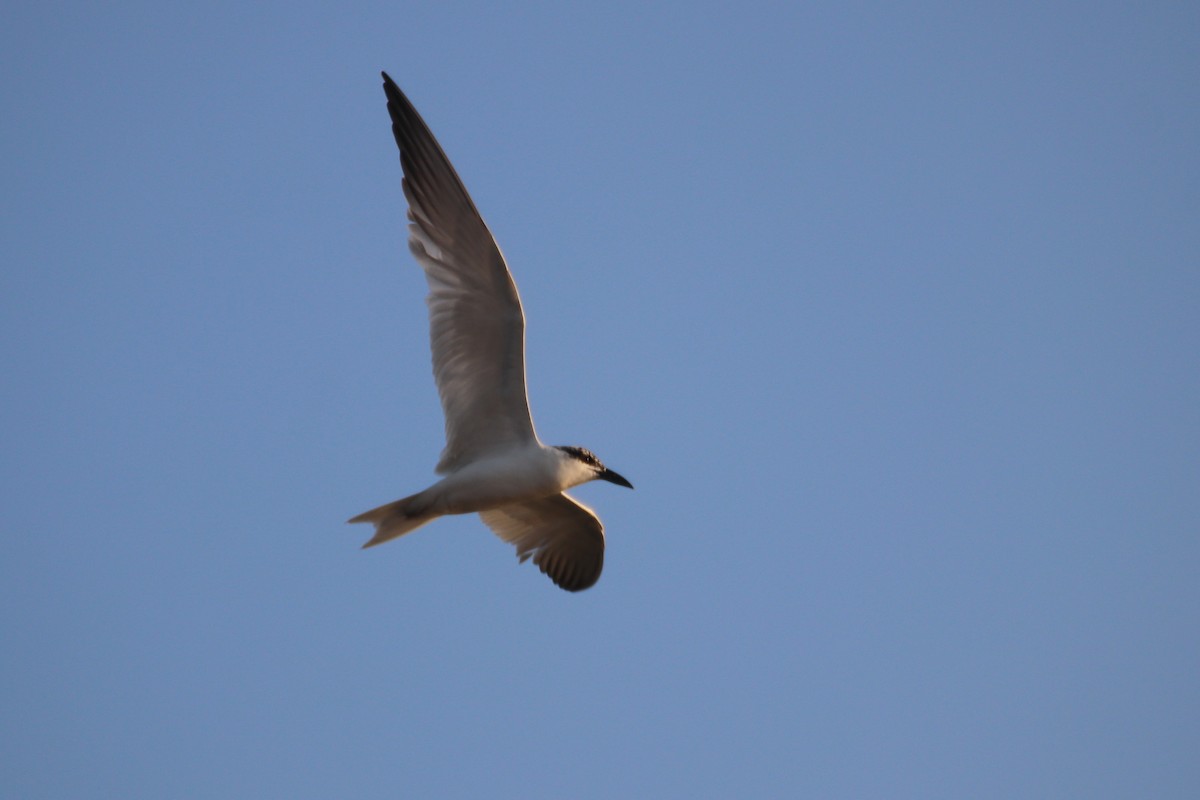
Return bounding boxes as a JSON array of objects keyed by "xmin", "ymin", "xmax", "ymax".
[{"xmin": 347, "ymin": 492, "xmax": 439, "ymax": 548}]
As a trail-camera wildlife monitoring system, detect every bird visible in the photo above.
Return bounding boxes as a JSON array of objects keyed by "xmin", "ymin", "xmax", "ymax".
[{"xmin": 348, "ymin": 72, "xmax": 633, "ymax": 592}]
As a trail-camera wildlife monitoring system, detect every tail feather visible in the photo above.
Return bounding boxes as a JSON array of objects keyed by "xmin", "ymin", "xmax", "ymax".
[{"xmin": 348, "ymin": 493, "xmax": 439, "ymax": 548}]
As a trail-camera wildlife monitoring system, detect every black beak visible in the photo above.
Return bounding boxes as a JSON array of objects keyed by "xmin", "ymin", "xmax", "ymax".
[{"xmin": 598, "ymin": 468, "xmax": 634, "ymax": 489}]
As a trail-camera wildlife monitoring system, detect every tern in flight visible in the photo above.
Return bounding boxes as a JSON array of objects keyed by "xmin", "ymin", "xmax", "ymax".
[{"xmin": 348, "ymin": 73, "xmax": 633, "ymax": 592}]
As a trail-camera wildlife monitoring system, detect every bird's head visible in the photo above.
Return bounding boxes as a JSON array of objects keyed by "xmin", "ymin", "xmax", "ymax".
[{"xmin": 553, "ymin": 446, "xmax": 634, "ymax": 490}]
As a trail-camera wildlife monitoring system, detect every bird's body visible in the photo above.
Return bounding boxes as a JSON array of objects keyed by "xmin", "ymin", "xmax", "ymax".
[{"xmin": 348, "ymin": 73, "xmax": 631, "ymax": 592}]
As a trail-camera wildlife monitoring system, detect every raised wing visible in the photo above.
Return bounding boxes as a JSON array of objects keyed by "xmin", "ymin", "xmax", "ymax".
[
  {"xmin": 479, "ymin": 493, "xmax": 606, "ymax": 592},
  {"xmin": 382, "ymin": 73, "xmax": 538, "ymax": 473}
]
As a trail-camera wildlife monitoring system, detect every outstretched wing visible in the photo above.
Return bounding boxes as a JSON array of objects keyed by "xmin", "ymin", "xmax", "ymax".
[
  {"xmin": 479, "ymin": 493, "xmax": 606, "ymax": 592},
  {"xmin": 382, "ymin": 73, "xmax": 538, "ymax": 473}
]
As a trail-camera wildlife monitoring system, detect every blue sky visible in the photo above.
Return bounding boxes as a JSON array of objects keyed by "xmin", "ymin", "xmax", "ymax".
[{"xmin": 3, "ymin": 1, "xmax": 1197, "ymax": 797}]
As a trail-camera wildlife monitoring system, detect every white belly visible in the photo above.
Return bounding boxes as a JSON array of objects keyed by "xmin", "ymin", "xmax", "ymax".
[{"xmin": 431, "ymin": 447, "xmax": 564, "ymax": 515}]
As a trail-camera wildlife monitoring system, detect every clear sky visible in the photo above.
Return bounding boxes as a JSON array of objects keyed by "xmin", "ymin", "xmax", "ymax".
[{"xmin": 3, "ymin": 2, "xmax": 1197, "ymax": 797}]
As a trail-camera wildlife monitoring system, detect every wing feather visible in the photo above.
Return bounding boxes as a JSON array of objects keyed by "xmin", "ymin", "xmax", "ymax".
[
  {"xmin": 479, "ymin": 494, "xmax": 606, "ymax": 592},
  {"xmin": 382, "ymin": 73, "xmax": 538, "ymax": 473}
]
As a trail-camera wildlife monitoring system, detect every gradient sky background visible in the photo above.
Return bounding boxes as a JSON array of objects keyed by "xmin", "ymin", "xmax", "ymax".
[{"xmin": 3, "ymin": 2, "xmax": 1198, "ymax": 797}]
